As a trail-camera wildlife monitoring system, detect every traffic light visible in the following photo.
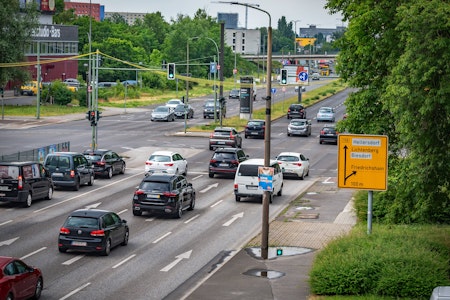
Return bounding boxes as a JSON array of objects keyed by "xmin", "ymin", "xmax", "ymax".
[
  {"xmin": 0, "ymin": 87, "xmax": 4, "ymax": 97},
  {"xmin": 276, "ymin": 248, "xmax": 283, "ymax": 256},
  {"xmin": 280, "ymin": 69, "xmax": 288, "ymax": 85},
  {"xmin": 90, "ymin": 110, "xmax": 96, "ymax": 126},
  {"xmin": 96, "ymin": 110, "xmax": 102, "ymax": 121},
  {"xmin": 86, "ymin": 110, "xmax": 91, "ymax": 120},
  {"xmin": 167, "ymin": 63, "xmax": 175, "ymax": 80}
]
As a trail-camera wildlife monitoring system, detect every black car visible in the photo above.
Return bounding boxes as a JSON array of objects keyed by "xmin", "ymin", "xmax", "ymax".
[
  {"xmin": 319, "ymin": 126, "xmax": 339, "ymax": 145},
  {"xmin": 83, "ymin": 149, "xmax": 126, "ymax": 179},
  {"xmin": 58, "ymin": 209, "xmax": 129, "ymax": 256},
  {"xmin": 173, "ymin": 104, "xmax": 194, "ymax": 119},
  {"xmin": 203, "ymin": 99, "xmax": 226, "ymax": 119},
  {"xmin": 209, "ymin": 148, "xmax": 248, "ymax": 178},
  {"xmin": 0, "ymin": 161, "xmax": 54, "ymax": 207},
  {"xmin": 132, "ymin": 173, "xmax": 195, "ymax": 218},
  {"xmin": 44, "ymin": 152, "xmax": 94, "ymax": 190},
  {"xmin": 229, "ymin": 89, "xmax": 240, "ymax": 99},
  {"xmin": 244, "ymin": 119, "xmax": 265, "ymax": 139},
  {"xmin": 287, "ymin": 104, "xmax": 306, "ymax": 119}
]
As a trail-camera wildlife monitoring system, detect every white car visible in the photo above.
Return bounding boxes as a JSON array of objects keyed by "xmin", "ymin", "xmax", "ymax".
[
  {"xmin": 275, "ymin": 152, "xmax": 310, "ymax": 180},
  {"xmin": 144, "ymin": 151, "xmax": 188, "ymax": 175},
  {"xmin": 165, "ymin": 99, "xmax": 184, "ymax": 111},
  {"xmin": 316, "ymin": 106, "xmax": 336, "ymax": 122}
]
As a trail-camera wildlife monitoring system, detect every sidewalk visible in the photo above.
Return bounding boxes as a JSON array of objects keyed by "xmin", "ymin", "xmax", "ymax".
[{"xmin": 166, "ymin": 178, "xmax": 357, "ymax": 300}]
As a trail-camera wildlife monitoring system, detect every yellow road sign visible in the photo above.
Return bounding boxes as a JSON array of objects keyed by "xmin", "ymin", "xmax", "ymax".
[{"xmin": 337, "ymin": 134, "xmax": 388, "ymax": 190}]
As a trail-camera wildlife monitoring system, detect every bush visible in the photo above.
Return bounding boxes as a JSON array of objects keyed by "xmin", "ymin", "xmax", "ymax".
[{"xmin": 309, "ymin": 225, "xmax": 450, "ymax": 298}]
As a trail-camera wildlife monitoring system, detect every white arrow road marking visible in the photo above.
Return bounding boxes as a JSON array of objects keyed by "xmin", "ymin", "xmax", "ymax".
[
  {"xmin": 85, "ymin": 202, "xmax": 102, "ymax": 209},
  {"xmin": 160, "ymin": 250, "xmax": 192, "ymax": 272},
  {"xmin": 0, "ymin": 237, "xmax": 19, "ymax": 246},
  {"xmin": 200, "ymin": 183, "xmax": 218, "ymax": 193},
  {"xmin": 222, "ymin": 212, "xmax": 244, "ymax": 227},
  {"xmin": 62, "ymin": 255, "xmax": 85, "ymax": 265}
]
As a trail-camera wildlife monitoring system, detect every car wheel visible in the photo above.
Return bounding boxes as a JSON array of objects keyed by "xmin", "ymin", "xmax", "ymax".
[
  {"xmin": 235, "ymin": 195, "xmax": 241, "ymax": 202},
  {"xmin": 299, "ymin": 171, "xmax": 304, "ymax": 180},
  {"xmin": 287, "ymin": 132, "xmax": 291, "ymax": 136},
  {"xmin": 107, "ymin": 168, "xmax": 113, "ymax": 179},
  {"xmin": 174, "ymin": 203, "xmax": 183, "ymax": 219},
  {"xmin": 209, "ymin": 172, "xmax": 214, "ymax": 178},
  {"xmin": 183, "ymin": 165, "xmax": 188, "ymax": 176},
  {"xmin": 46, "ymin": 186, "xmax": 53, "ymax": 200},
  {"xmin": 24, "ymin": 193, "xmax": 32, "ymax": 208},
  {"xmin": 277, "ymin": 185, "xmax": 283, "ymax": 196},
  {"xmin": 245, "ymin": 135, "xmax": 248, "ymax": 139},
  {"xmin": 188, "ymin": 196, "xmax": 195, "ymax": 211},
  {"xmin": 120, "ymin": 163, "xmax": 126, "ymax": 174},
  {"xmin": 133, "ymin": 209, "xmax": 142, "ymax": 216},
  {"xmin": 73, "ymin": 178, "xmax": 80, "ymax": 191},
  {"xmin": 209, "ymin": 146, "xmax": 213, "ymax": 151},
  {"xmin": 319, "ymin": 140, "xmax": 323, "ymax": 144},
  {"xmin": 121, "ymin": 229, "xmax": 129, "ymax": 246},
  {"xmin": 306, "ymin": 168, "xmax": 309, "ymax": 176},
  {"xmin": 33, "ymin": 277, "xmax": 43, "ymax": 299},
  {"xmin": 102, "ymin": 239, "xmax": 111, "ymax": 256},
  {"xmin": 88, "ymin": 174, "xmax": 94, "ymax": 186}
]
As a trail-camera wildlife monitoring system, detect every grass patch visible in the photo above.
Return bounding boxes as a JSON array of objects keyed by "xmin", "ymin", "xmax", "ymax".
[{"xmin": 309, "ymin": 224, "xmax": 450, "ymax": 299}]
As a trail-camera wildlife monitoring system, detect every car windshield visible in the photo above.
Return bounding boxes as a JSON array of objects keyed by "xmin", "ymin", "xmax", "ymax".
[
  {"xmin": 167, "ymin": 100, "xmax": 180, "ymax": 105},
  {"xmin": 213, "ymin": 152, "xmax": 235, "ymax": 160},
  {"xmin": 319, "ymin": 108, "xmax": 332, "ymax": 113},
  {"xmin": 237, "ymin": 164, "xmax": 260, "ymax": 176},
  {"xmin": 149, "ymin": 155, "xmax": 171, "ymax": 162},
  {"xmin": 277, "ymin": 156, "xmax": 299, "ymax": 162},
  {"xmin": 140, "ymin": 181, "xmax": 170, "ymax": 191},
  {"xmin": 174, "ymin": 105, "xmax": 185, "ymax": 111},
  {"xmin": 84, "ymin": 154, "xmax": 102, "ymax": 162},
  {"xmin": 248, "ymin": 121, "xmax": 264, "ymax": 126},
  {"xmin": 205, "ymin": 101, "xmax": 215, "ymax": 107},
  {"xmin": 323, "ymin": 127, "xmax": 336, "ymax": 133},
  {"xmin": 154, "ymin": 107, "xmax": 169, "ymax": 112},
  {"xmin": 65, "ymin": 216, "xmax": 99, "ymax": 229},
  {"xmin": 291, "ymin": 120, "xmax": 306, "ymax": 126}
]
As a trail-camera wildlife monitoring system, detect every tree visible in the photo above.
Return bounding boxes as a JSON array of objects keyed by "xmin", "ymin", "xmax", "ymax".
[
  {"xmin": 0, "ymin": 0, "xmax": 39, "ymax": 86},
  {"xmin": 327, "ymin": 0, "xmax": 450, "ymax": 223}
]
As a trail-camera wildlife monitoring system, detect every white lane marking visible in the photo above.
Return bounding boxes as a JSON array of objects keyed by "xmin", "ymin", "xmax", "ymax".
[
  {"xmin": 200, "ymin": 183, "xmax": 218, "ymax": 193},
  {"xmin": 152, "ymin": 232, "xmax": 172, "ymax": 244},
  {"xmin": 191, "ymin": 175, "xmax": 203, "ymax": 180},
  {"xmin": 0, "ymin": 220, "xmax": 13, "ymax": 226},
  {"xmin": 112, "ymin": 254, "xmax": 136, "ymax": 269},
  {"xmin": 62, "ymin": 255, "xmax": 85, "ymax": 265},
  {"xmin": 0, "ymin": 237, "xmax": 19, "ymax": 246},
  {"xmin": 210, "ymin": 200, "xmax": 223, "ymax": 208},
  {"xmin": 21, "ymin": 247, "xmax": 47, "ymax": 260},
  {"xmin": 59, "ymin": 282, "xmax": 91, "ymax": 300},
  {"xmin": 117, "ymin": 209, "xmax": 128, "ymax": 215},
  {"xmin": 184, "ymin": 214, "xmax": 200, "ymax": 224}
]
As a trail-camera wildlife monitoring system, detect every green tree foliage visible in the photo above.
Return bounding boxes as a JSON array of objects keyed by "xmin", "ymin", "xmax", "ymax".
[
  {"xmin": 0, "ymin": 0, "xmax": 39, "ymax": 86},
  {"xmin": 327, "ymin": 0, "xmax": 450, "ymax": 223}
]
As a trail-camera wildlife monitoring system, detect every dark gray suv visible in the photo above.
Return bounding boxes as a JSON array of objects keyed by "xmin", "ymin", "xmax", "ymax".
[{"xmin": 44, "ymin": 152, "xmax": 94, "ymax": 190}]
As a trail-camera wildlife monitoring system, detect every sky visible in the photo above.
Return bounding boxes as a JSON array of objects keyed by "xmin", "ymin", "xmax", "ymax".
[{"xmin": 73, "ymin": 0, "xmax": 344, "ymax": 30}]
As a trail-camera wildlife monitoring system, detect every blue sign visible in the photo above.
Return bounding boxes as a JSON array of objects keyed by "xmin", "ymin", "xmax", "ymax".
[
  {"xmin": 210, "ymin": 62, "xmax": 216, "ymax": 74},
  {"xmin": 271, "ymin": 88, "xmax": 276, "ymax": 94},
  {"xmin": 298, "ymin": 71, "xmax": 308, "ymax": 82}
]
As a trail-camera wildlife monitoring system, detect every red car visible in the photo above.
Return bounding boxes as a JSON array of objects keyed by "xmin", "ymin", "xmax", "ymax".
[{"xmin": 0, "ymin": 256, "xmax": 43, "ymax": 300}]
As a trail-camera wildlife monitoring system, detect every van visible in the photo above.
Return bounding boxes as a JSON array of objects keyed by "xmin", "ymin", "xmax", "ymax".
[
  {"xmin": 233, "ymin": 158, "xmax": 283, "ymax": 202},
  {"xmin": 0, "ymin": 162, "xmax": 54, "ymax": 207},
  {"xmin": 44, "ymin": 152, "xmax": 94, "ymax": 190}
]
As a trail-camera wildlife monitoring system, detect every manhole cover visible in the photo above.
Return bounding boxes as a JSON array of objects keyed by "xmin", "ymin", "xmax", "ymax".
[{"xmin": 243, "ymin": 269, "xmax": 285, "ymax": 279}]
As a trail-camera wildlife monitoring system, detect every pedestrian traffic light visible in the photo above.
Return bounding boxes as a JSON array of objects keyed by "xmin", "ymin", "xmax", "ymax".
[
  {"xmin": 86, "ymin": 110, "xmax": 91, "ymax": 120},
  {"xmin": 96, "ymin": 110, "xmax": 102, "ymax": 121},
  {"xmin": 276, "ymin": 248, "xmax": 283, "ymax": 256},
  {"xmin": 280, "ymin": 69, "xmax": 288, "ymax": 85},
  {"xmin": 167, "ymin": 63, "xmax": 175, "ymax": 80}
]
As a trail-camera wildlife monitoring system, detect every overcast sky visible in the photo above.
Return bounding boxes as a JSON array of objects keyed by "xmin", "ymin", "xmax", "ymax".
[{"xmin": 73, "ymin": 0, "xmax": 344, "ymax": 30}]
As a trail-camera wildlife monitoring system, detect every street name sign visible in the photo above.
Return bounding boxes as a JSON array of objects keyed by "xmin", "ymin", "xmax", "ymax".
[{"xmin": 337, "ymin": 134, "xmax": 388, "ymax": 190}]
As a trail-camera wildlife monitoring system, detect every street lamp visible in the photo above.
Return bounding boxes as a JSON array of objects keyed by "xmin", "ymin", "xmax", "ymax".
[
  {"xmin": 219, "ymin": 1, "xmax": 272, "ymax": 260},
  {"xmin": 292, "ymin": 19, "xmax": 301, "ymax": 54}
]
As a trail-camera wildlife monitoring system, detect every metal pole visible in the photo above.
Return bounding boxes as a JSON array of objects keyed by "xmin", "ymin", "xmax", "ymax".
[
  {"xmin": 36, "ymin": 41, "xmax": 41, "ymax": 119},
  {"xmin": 186, "ymin": 40, "xmax": 190, "ymax": 103},
  {"xmin": 368, "ymin": 191, "xmax": 373, "ymax": 234}
]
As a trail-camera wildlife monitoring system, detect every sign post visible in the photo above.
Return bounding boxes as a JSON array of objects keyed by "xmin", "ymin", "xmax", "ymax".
[{"xmin": 337, "ymin": 134, "xmax": 388, "ymax": 234}]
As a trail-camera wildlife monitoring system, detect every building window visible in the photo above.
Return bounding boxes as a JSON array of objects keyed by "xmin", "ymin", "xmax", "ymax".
[
  {"xmin": 232, "ymin": 38, "xmax": 235, "ymax": 44},
  {"xmin": 242, "ymin": 39, "xmax": 245, "ymax": 44},
  {"xmin": 242, "ymin": 46, "xmax": 245, "ymax": 52},
  {"xmin": 242, "ymin": 32, "xmax": 245, "ymax": 37},
  {"xmin": 233, "ymin": 32, "xmax": 236, "ymax": 37}
]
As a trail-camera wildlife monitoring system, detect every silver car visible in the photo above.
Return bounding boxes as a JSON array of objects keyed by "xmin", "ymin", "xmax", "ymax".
[
  {"xmin": 287, "ymin": 119, "xmax": 311, "ymax": 137},
  {"xmin": 316, "ymin": 107, "xmax": 335, "ymax": 122},
  {"xmin": 151, "ymin": 106, "xmax": 175, "ymax": 122}
]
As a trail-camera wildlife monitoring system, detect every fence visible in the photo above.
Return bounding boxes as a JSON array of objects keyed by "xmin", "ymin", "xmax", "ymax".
[{"xmin": 0, "ymin": 142, "xmax": 70, "ymax": 163}]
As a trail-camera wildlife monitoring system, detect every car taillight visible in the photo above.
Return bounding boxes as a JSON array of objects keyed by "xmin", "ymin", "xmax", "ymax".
[
  {"xmin": 60, "ymin": 227, "xmax": 70, "ymax": 235},
  {"xmin": 320, "ymin": 130, "xmax": 325, "ymax": 135},
  {"xmin": 234, "ymin": 183, "xmax": 238, "ymax": 189},
  {"xmin": 210, "ymin": 133, "xmax": 214, "ymax": 138},
  {"xmin": 294, "ymin": 163, "xmax": 302, "ymax": 166},
  {"xmin": 70, "ymin": 170, "xmax": 75, "ymax": 178},
  {"xmin": 91, "ymin": 230, "xmax": 105, "ymax": 237},
  {"xmin": 134, "ymin": 189, "xmax": 145, "ymax": 195},
  {"xmin": 163, "ymin": 192, "xmax": 177, "ymax": 197},
  {"xmin": 164, "ymin": 163, "xmax": 174, "ymax": 167},
  {"xmin": 145, "ymin": 161, "xmax": 152, "ymax": 166},
  {"xmin": 97, "ymin": 160, "xmax": 106, "ymax": 166},
  {"xmin": 18, "ymin": 175, "xmax": 23, "ymax": 190},
  {"xmin": 231, "ymin": 160, "xmax": 239, "ymax": 165},
  {"xmin": 210, "ymin": 159, "xmax": 217, "ymax": 163}
]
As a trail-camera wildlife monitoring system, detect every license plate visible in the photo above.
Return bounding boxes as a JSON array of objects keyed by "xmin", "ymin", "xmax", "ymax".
[
  {"xmin": 218, "ymin": 141, "xmax": 225, "ymax": 144},
  {"xmin": 251, "ymin": 132, "xmax": 258, "ymax": 135},
  {"xmin": 147, "ymin": 194, "xmax": 160, "ymax": 199},
  {"xmin": 246, "ymin": 185, "xmax": 258, "ymax": 190},
  {"xmin": 0, "ymin": 193, "xmax": 5, "ymax": 196},
  {"xmin": 72, "ymin": 241, "xmax": 87, "ymax": 246},
  {"xmin": 219, "ymin": 163, "xmax": 229, "ymax": 167},
  {"xmin": 0, "ymin": 186, "xmax": 9, "ymax": 191},
  {"xmin": 52, "ymin": 172, "xmax": 63, "ymax": 177}
]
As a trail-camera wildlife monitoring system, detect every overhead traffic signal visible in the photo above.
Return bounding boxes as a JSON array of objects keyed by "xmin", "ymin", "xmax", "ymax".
[
  {"xmin": 280, "ymin": 69, "xmax": 288, "ymax": 85},
  {"xmin": 167, "ymin": 63, "xmax": 175, "ymax": 80}
]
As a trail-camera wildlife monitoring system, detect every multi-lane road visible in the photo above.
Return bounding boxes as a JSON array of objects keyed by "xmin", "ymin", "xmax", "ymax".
[{"xmin": 0, "ymin": 82, "xmax": 350, "ymax": 299}]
